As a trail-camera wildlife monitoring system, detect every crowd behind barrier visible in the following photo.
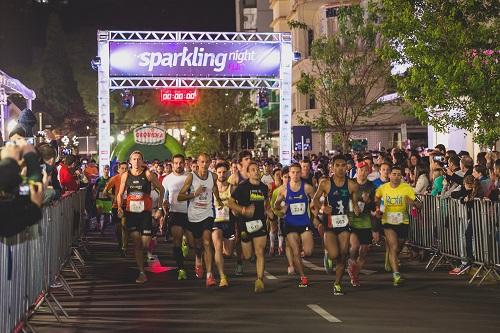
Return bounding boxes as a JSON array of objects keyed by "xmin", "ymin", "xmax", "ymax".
[
  {"xmin": 0, "ymin": 190, "xmax": 86, "ymax": 333},
  {"xmin": 408, "ymin": 194, "xmax": 500, "ymax": 284}
]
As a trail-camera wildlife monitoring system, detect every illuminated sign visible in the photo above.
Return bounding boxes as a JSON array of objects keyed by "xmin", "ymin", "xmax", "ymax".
[
  {"xmin": 134, "ymin": 126, "xmax": 166, "ymax": 145},
  {"xmin": 160, "ymin": 89, "xmax": 198, "ymax": 103},
  {"xmin": 109, "ymin": 41, "xmax": 281, "ymax": 77}
]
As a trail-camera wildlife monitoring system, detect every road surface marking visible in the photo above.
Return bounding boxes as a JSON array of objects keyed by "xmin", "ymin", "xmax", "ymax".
[
  {"xmin": 302, "ymin": 259, "xmax": 325, "ymax": 271},
  {"xmin": 264, "ymin": 271, "xmax": 278, "ymax": 280},
  {"xmin": 307, "ymin": 304, "xmax": 342, "ymax": 323},
  {"xmin": 360, "ymin": 269, "xmax": 376, "ymax": 275}
]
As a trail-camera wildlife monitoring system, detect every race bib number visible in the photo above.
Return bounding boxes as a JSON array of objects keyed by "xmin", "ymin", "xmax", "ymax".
[
  {"xmin": 386, "ymin": 212, "xmax": 404, "ymax": 224},
  {"xmin": 245, "ymin": 219, "xmax": 263, "ymax": 234},
  {"xmin": 290, "ymin": 202, "xmax": 306, "ymax": 216},
  {"xmin": 328, "ymin": 214, "xmax": 348, "ymax": 228},
  {"xmin": 215, "ymin": 206, "xmax": 230, "ymax": 221},
  {"xmin": 129, "ymin": 200, "xmax": 145, "ymax": 213},
  {"xmin": 195, "ymin": 192, "xmax": 209, "ymax": 208}
]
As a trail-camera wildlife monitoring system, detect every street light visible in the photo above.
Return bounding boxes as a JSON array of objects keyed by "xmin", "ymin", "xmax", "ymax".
[
  {"xmin": 117, "ymin": 133, "xmax": 125, "ymax": 142},
  {"xmin": 191, "ymin": 125, "xmax": 196, "ymax": 132}
]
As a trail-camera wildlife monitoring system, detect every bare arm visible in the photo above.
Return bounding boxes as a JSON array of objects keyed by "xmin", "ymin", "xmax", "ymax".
[
  {"xmin": 348, "ymin": 180, "xmax": 361, "ymax": 216},
  {"xmin": 211, "ymin": 172, "xmax": 223, "ymax": 207},
  {"xmin": 116, "ymin": 173, "xmax": 128, "ymax": 213},
  {"xmin": 304, "ymin": 183, "xmax": 318, "ymax": 216},
  {"xmin": 147, "ymin": 170, "xmax": 165, "ymax": 206},
  {"xmin": 313, "ymin": 178, "xmax": 331, "ymax": 215},
  {"xmin": 177, "ymin": 173, "xmax": 194, "ymax": 202}
]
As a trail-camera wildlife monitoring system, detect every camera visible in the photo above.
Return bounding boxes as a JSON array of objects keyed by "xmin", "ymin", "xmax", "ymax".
[{"xmin": 433, "ymin": 155, "xmax": 444, "ymax": 162}]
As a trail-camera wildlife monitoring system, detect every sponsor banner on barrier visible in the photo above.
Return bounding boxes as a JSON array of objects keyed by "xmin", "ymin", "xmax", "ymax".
[{"xmin": 109, "ymin": 41, "xmax": 281, "ymax": 77}]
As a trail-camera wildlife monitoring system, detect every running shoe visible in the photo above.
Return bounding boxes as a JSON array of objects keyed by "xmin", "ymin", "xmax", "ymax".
[
  {"xmin": 219, "ymin": 275, "xmax": 229, "ymax": 288},
  {"xmin": 195, "ymin": 265, "xmax": 204, "ymax": 279},
  {"xmin": 448, "ymin": 266, "xmax": 461, "ymax": 275},
  {"xmin": 287, "ymin": 266, "xmax": 296, "ymax": 275},
  {"xmin": 299, "ymin": 276, "xmax": 309, "ymax": 288},
  {"xmin": 254, "ymin": 278, "xmax": 265, "ymax": 293},
  {"xmin": 178, "ymin": 269, "xmax": 187, "ymax": 280},
  {"xmin": 235, "ymin": 263, "xmax": 244, "ymax": 276},
  {"xmin": 135, "ymin": 272, "xmax": 148, "ymax": 284},
  {"xmin": 206, "ymin": 275, "xmax": 217, "ymax": 287},
  {"xmin": 384, "ymin": 249, "xmax": 392, "ymax": 272},
  {"xmin": 324, "ymin": 252, "xmax": 333, "ymax": 274},
  {"xmin": 333, "ymin": 282, "xmax": 344, "ymax": 296},
  {"xmin": 181, "ymin": 237, "xmax": 189, "ymax": 257},
  {"xmin": 392, "ymin": 273, "xmax": 404, "ymax": 286}
]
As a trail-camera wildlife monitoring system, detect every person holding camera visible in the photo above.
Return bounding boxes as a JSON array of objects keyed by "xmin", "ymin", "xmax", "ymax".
[{"xmin": 0, "ymin": 134, "xmax": 45, "ymax": 237}]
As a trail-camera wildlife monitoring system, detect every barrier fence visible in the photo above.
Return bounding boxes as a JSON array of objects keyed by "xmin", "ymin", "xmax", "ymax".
[
  {"xmin": 0, "ymin": 190, "xmax": 87, "ymax": 333},
  {"xmin": 408, "ymin": 195, "xmax": 500, "ymax": 285}
]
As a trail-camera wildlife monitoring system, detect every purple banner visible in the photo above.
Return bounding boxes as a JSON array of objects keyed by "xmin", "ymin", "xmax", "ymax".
[{"xmin": 109, "ymin": 41, "xmax": 281, "ymax": 77}]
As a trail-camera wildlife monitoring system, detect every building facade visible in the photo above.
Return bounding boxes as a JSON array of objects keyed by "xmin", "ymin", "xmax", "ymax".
[{"xmin": 269, "ymin": 0, "xmax": 428, "ymax": 155}]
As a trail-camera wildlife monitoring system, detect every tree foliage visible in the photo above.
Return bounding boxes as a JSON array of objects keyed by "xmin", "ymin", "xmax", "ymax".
[
  {"xmin": 294, "ymin": 3, "xmax": 391, "ymax": 151},
  {"xmin": 377, "ymin": 0, "xmax": 499, "ymax": 146},
  {"xmin": 184, "ymin": 90, "xmax": 259, "ymax": 157},
  {"xmin": 38, "ymin": 13, "xmax": 93, "ymax": 133}
]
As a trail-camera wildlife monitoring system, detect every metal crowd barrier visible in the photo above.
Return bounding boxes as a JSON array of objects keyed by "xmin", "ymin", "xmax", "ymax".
[
  {"xmin": 0, "ymin": 190, "xmax": 87, "ymax": 333},
  {"xmin": 408, "ymin": 195, "xmax": 500, "ymax": 285}
]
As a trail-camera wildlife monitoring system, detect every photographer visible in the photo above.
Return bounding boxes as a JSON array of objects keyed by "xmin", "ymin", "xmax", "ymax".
[
  {"xmin": 36, "ymin": 142, "xmax": 62, "ymax": 204},
  {"xmin": 0, "ymin": 135, "xmax": 45, "ymax": 238}
]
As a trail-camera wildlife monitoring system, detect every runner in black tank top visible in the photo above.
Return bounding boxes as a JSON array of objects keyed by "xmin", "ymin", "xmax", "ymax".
[
  {"xmin": 312, "ymin": 155, "xmax": 360, "ymax": 296},
  {"xmin": 116, "ymin": 151, "xmax": 165, "ymax": 284}
]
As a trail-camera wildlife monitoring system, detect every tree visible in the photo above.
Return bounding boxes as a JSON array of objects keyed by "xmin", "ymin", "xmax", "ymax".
[
  {"xmin": 184, "ymin": 90, "xmax": 259, "ymax": 157},
  {"xmin": 377, "ymin": 0, "xmax": 499, "ymax": 146},
  {"xmin": 292, "ymin": 4, "xmax": 392, "ymax": 151},
  {"xmin": 39, "ymin": 13, "xmax": 92, "ymax": 133}
]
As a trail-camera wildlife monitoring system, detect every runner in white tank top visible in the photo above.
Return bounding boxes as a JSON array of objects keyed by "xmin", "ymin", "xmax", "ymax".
[{"xmin": 178, "ymin": 153, "xmax": 223, "ymax": 287}]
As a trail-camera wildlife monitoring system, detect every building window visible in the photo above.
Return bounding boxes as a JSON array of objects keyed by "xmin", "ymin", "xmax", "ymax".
[
  {"xmin": 308, "ymin": 94, "xmax": 316, "ymax": 109},
  {"xmin": 307, "ymin": 29, "xmax": 314, "ymax": 56}
]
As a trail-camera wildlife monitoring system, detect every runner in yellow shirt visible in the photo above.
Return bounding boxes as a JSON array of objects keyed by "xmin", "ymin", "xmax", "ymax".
[{"xmin": 375, "ymin": 165, "xmax": 419, "ymax": 286}]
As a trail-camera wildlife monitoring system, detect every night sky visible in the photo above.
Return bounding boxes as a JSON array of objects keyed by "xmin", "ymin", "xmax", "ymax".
[{"xmin": 0, "ymin": 0, "xmax": 236, "ymax": 67}]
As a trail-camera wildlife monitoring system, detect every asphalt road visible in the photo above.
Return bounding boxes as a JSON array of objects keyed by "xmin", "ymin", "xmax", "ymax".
[{"xmin": 30, "ymin": 229, "xmax": 500, "ymax": 333}]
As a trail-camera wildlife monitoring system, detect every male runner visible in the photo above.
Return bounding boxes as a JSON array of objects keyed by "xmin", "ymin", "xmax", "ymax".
[
  {"xmin": 313, "ymin": 155, "xmax": 360, "ymax": 295},
  {"xmin": 228, "ymin": 150, "xmax": 253, "ymax": 275},
  {"xmin": 274, "ymin": 163, "xmax": 316, "ymax": 287},
  {"xmin": 375, "ymin": 165, "xmax": 419, "ymax": 286},
  {"xmin": 301, "ymin": 159, "xmax": 318, "ymax": 188},
  {"xmin": 117, "ymin": 151, "xmax": 165, "ymax": 284},
  {"xmin": 228, "ymin": 161, "xmax": 270, "ymax": 293},
  {"xmin": 94, "ymin": 165, "xmax": 112, "ymax": 234},
  {"xmin": 212, "ymin": 162, "xmax": 235, "ymax": 287},
  {"xmin": 104, "ymin": 162, "xmax": 128, "ymax": 255},
  {"xmin": 162, "ymin": 154, "xmax": 191, "ymax": 280},
  {"xmin": 348, "ymin": 161, "xmax": 376, "ymax": 287},
  {"xmin": 178, "ymin": 153, "xmax": 223, "ymax": 287}
]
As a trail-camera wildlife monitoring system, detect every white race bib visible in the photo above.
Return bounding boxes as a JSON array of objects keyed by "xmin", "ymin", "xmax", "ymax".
[
  {"xmin": 290, "ymin": 202, "xmax": 306, "ymax": 216},
  {"xmin": 245, "ymin": 219, "xmax": 264, "ymax": 234},
  {"xmin": 215, "ymin": 206, "xmax": 230, "ymax": 221},
  {"xmin": 129, "ymin": 200, "xmax": 145, "ymax": 213},
  {"xmin": 386, "ymin": 212, "xmax": 404, "ymax": 224},
  {"xmin": 329, "ymin": 214, "xmax": 348, "ymax": 228}
]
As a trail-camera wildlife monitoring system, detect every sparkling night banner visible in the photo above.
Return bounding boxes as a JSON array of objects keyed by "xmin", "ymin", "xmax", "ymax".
[{"xmin": 109, "ymin": 41, "xmax": 282, "ymax": 77}]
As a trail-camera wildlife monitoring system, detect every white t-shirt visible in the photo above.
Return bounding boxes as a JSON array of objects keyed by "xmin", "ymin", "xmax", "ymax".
[{"xmin": 162, "ymin": 173, "xmax": 188, "ymax": 213}]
